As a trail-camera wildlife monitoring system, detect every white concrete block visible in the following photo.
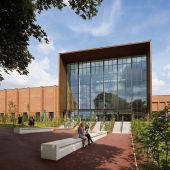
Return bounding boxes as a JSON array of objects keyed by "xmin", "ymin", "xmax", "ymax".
[
  {"xmin": 14, "ymin": 127, "xmax": 53, "ymax": 134},
  {"xmin": 41, "ymin": 131, "xmax": 107, "ymax": 161}
]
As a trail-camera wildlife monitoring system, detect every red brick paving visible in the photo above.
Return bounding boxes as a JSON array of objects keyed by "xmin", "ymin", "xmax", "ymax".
[{"xmin": 0, "ymin": 128, "xmax": 135, "ymax": 170}]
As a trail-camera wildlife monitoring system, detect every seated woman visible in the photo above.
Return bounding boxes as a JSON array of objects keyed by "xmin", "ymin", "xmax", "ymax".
[
  {"xmin": 85, "ymin": 124, "xmax": 93, "ymax": 145},
  {"xmin": 28, "ymin": 117, "xmax": 35, "ymax": 127},
  {"xmin": 78, "ymin": 122, "xmax": 87, "ymax": 148}
]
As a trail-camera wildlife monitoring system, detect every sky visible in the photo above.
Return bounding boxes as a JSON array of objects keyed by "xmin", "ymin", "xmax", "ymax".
[{"xmin": 0, "ymin": 0, "xmax": 170, "ymax": 95}]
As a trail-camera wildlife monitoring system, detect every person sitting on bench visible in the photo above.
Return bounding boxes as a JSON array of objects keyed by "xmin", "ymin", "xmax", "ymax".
[
  {"xmin": 28, "ymin": 117, "xmax": 35, "ymax": 127},
  {"xmin": 85, "ymin": 124, "xmax": 93, "ymax": 145},
  {"xmin": 78, "ymin": 122, "xmax": 87, "ymax": 148}
]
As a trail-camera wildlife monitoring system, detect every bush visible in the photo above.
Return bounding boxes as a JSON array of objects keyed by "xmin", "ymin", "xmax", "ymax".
[
  {"xmin": 131, "ymin": 115, "xmax": 170, "ymax": 170},
  {"xmin": 104, "ymin": 118, "xmax": 115, "ymax": 132}
]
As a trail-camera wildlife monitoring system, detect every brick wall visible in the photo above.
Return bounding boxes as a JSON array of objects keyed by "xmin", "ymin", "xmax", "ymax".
[
  {"xmin": 1, "ymin": 87, "xmax": 169, "ymax": 115},
  {"xmin": 0, "ymin": 90, "xmax": 6, "ymax": 113},
  {"xmin": 152, "ymin": 95, "xmax": 170, "ymax": 111},
  {"xmin": 0, "ymin": 86, "xmax": 59, "ymax": 118}
]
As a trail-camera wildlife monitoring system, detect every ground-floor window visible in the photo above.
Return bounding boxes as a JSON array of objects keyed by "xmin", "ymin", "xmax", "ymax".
[
  {"xmin": 35, "ymin": 112, "xmax": 40, "ymax": 121},
  {"xmin": 70, "ymin": 110, "xmax": 134, "ymax": 121},
  {"xmin": 0, "ymin": 113, "xmax": 4, "ymax": 122},
  {"xmin": 79, "ymin": 111, "xmax": 91, "ymax": 121},
  {"xmin": 69, "ymin": 111, "xmax": 78, "ymax": 120},
  {"xmin": 49, "ymin": 112, "xmax": 54, "ymax": 120},
  {"xmin": 0, "ymin": 113, "xmax": 4, "ymax": 117},
  {"xmin": 23, "ymin": 112, "xmax": 28, "ymax": 121}
]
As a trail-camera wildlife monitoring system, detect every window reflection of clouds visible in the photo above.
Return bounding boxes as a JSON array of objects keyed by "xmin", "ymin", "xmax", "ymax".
[
  {"xmin": 67, "ymin": 55, "xmax": 147, "ymax": 117},
  {"xmin": 79, "ymin": 62, "xmax": 91, "ymax": 109}
]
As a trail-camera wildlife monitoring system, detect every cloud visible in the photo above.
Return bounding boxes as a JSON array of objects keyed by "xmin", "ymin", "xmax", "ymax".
[
  {"xmin": 37, "ymin": 39, "xmax": 55, "ymax": 55},
  {"xmin": 0, "ymin": 57, "xmax": 57, "ymax": 89},
  {"xmin": 131, "ymin": 10, "xmax": 170, "ymax": 33},
  {"xmin": 58, "ymin": 47, "xmax": 70, "ymax": 53},
  {"xmin": 152, "ymin": 70, "xmax": 170, "ymax": 95},
  {"xmin": 163, "ymin": 63, "xmax": 170, "ymax": 78},
  {"xmin": 63, "ymin": 0, "xmax": 69, "ymax": 6},
  {"xmin": 164, "ymin": 65, "xmax": 170, "ymax": 70},
  {"xmin": 152, "ymin": 71, "xmax": 165, "ymax": 95},
  {"xmin": 153, "ymin": 44, "xmax": 170, "ymax": 77},
  {"xmin": 68, "ymin": 0, "xmax": 122, "ymax": 36}
]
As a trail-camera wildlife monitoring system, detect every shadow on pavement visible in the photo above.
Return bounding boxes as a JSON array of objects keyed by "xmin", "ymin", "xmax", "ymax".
[{"xmin": 0, "ymin": 128, "xmax": 134, "ymax": 170}]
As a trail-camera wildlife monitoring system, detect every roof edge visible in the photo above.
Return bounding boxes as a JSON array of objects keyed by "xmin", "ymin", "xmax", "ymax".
[{"xmin": 59, "ymin": 40, "xmax": 151, "ymax": 55}]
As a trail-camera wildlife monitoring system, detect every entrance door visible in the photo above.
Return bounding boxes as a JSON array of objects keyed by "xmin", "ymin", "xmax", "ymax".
[
  {"xmin": 95, "ymin": 111, "xmax": 115, "ymax": 121},
  {"xmin": 115, "ymin": 114, "xmax": 131, "ymax": 121},
  {"xmin": 95, "ymin": 111, "xmax": 105, "ymax": 121}
]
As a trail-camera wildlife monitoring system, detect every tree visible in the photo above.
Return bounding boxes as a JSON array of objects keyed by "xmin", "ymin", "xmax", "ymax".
[
  {"xmin": 147, "ymin": 116, "xmax": 170, "ymax": 169},
  {"xmin": 0, "ymin": 0, "xmax": 103, "ymax": 81},
  {"xmin": 132, "ymin": 114, "xmax": 170, "ymax": 169},
  {"xmin": 8, "ymin": 100, "xmax": 16, "ymax": 125},
  {"xmin": 93, "ymin": 92, "xmax": 130, "ymax": 109},
  {"xmin": 8, "ymin": 100, "xmax": 16, "ymax": 115}
]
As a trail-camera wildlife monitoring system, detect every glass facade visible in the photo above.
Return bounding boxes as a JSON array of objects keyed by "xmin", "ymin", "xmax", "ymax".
[{"xmin": 67, "ymin": 55, "xmax": 147, "ymax": 120}]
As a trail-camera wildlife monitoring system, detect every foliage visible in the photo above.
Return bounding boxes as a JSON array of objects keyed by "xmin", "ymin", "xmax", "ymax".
[
  {"xmin": 35, "ymin": 117, "xmax": 63, "ymax": 127},
  {"xmin": 94, "ymin": 92, "xmax": 130, "ymax": 109},
  {"xmin": 104, "ymin": 117, "xmax": 115, "ymax": 133},
  {"xmin": 0, "ymin": 0, "xmax": 103, "ymax": 81},
  {"xmin": 0, "ymin": 124, "xmax": 27, "ymax": 128},
  {"xmin": 131, "ymin": 112, "xmax": 170, "ymax": 170},
  {"xmin": 8, "ymin": 100, "xmax": 16, "ymax": 114},
  {"xmin": 8, "ymin": 100, "xmax": 17, "ymax": 125},
  {"xmin": 74, "ymin": 115, "xmax": 81, "ymax": 125},
  {"xmin": 0, "ymin": 114, "xmax": 63, "ymax": 128}
]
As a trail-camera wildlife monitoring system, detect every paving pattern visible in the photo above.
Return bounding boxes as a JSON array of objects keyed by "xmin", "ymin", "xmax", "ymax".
[{"xmin": 0, "ymin": 128, "xmax": 135, "ymax": 170}]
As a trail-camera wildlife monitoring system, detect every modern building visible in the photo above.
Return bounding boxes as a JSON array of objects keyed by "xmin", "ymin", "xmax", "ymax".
[
  {"xmin": 0, "ymin": 41, "xmax": 152, "ymax": 121},
  {"xmin": 59, "ymin": 41, "xmax": 152, "ymax": 121}
]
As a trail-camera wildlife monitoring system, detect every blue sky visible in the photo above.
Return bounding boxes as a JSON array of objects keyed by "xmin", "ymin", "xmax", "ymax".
[{"xmin": 1, "ymin": 0, "xmax": 170, "ymax": 95}]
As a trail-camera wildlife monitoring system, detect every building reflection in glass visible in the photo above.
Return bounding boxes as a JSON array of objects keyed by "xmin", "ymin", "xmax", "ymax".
[{"xmin": 67, "ymin": 55, "xmax": 147, "ymax": 119}]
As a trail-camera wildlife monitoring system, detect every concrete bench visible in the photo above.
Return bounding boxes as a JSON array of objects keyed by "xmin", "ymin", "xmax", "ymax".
[
  {"xmin": 41, "ymin": 131, "xmax": 107, "ymax": 161},
  {"xmin": 14, "ymin": 127, "xmax": 53, "ymax": 134}
]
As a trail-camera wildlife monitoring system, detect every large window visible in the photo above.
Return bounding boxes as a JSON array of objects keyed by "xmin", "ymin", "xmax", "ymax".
[
  {"xmin": 79, "ymin": 62, "xmax": 91, "ymax": 109},
  {"xmin": 132, "ymin": 56, "xmax": 147, "ymax": 117},
  {"xmin": 91, "ymin": 61, "xmax": 104, "ymax": 109},
  {"xmin": 104, "ymin": 59, "xmax": 117, "ymax": 109},
  {"xmin": 67, "ymin": 55, "xmax": 147, "ymax": 118},
  {"xmin": 118, "ymin": 58, "xmax": 132, "ymax": 111},
  {"xmin": 67, "ymin": 63, "xmax": 78, "ymax": 111}
]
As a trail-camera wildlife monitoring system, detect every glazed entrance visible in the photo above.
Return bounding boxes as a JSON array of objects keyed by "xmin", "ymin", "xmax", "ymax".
[{"xmin": 95, "ymin": 111, "xmax": 131, "ymax": 121}]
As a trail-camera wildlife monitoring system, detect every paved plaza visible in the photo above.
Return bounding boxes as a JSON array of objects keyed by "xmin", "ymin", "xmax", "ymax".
[{"xmin": 0, "ymin": 128, "xmax": 135, "ymax": 170}]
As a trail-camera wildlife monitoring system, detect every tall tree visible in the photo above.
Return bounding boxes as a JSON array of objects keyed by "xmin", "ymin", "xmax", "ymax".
[{"xmin": 0, "ymin": 0, "xmax": 103, "ymax": 81}]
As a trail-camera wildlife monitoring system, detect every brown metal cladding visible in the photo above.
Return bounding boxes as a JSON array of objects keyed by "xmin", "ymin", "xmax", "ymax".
[
  {"xmin": 60, "ymin": 41, "xmax": 151, "ymax": 63},
  {"xmin": 58, "ymin": 54, "xmax": 67, "ymax": 116},
  {"xmin": 148, "ymin": 41, "xmax": 152, "ymax": 115}
]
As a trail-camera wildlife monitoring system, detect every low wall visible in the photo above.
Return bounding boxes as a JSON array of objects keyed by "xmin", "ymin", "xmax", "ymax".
[
  {"xmin": 14, "ymin": 127, "xmax": 54, "ymax": 134},
  {"xmin": 41, "ymin": 131, "xmax": 107, "ymax": 161}
]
